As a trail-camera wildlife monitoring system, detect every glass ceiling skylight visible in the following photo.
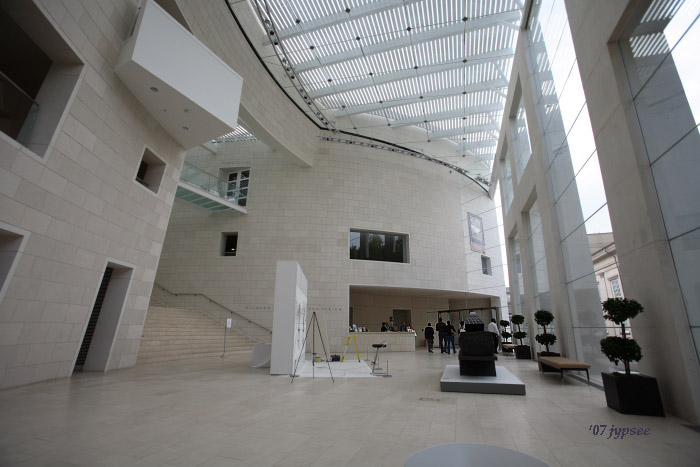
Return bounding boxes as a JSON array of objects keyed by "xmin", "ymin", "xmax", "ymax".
[{"xmin": 232, "ymin": 0, "xmax": 523, "ymax": 185}]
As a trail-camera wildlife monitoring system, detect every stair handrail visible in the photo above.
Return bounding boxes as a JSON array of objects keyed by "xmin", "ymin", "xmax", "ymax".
[{"xmin": 152, "ymin": 282, "xmax": 272, "ymax": 335}]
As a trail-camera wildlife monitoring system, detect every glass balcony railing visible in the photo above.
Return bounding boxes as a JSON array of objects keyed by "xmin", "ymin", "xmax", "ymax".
[
  {"xmin": 0, "ymin": 71, "xmax": 40, "ymax": 146},
  {"xmin": 180, "ymin": 161, "xmax": 244, "ymax": 205}
]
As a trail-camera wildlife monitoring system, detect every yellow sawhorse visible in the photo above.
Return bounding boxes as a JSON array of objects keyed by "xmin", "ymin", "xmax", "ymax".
[{"xmin": 342, "ymin": 332, "xmax": 361, "ymax": 362}]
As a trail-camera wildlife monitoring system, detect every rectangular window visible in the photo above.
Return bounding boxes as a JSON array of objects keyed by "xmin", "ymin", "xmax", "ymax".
[
  {"xmin": 220, "ymin": 233, "xmax": 238, "ymax": 257},
  {"xmin": 349, "ymin": 229, "xmax": 408, "ymax": 263},
  {"xmin": 0, "ymin": 3, "xmax": 83, "ymax": 158},
  {"xmin": 610, "ymin": 277, "xmax": 623, "ymax": 298},
  {"xmin": 226, "ymin": 169, "xmax": 250, "ymax": 207},
  {"xmin": 135, "ymin": 147, "xmax": 166, "ymax": 194},
  {"xmin": 0, "ymin": 223, "xmax": 28, "ymax": 303},
  {"xmin": 481, "ymin": 255, "xmax": 492, "ymax": 276}
]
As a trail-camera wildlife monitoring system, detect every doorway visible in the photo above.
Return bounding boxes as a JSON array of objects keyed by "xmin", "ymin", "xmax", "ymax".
[
  {"xmin": 73, "ymin": 264, "xmax": 133, "ymax": 373},
  {"xmin": 392, "ymin": 309, "xmax": 411, "ymax": 329}
]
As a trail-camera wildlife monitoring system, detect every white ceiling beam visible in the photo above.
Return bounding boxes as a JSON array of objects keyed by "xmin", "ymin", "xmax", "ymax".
[
  {"xmin": 293, "ymin": 10, "xmax": 521, "ymax": 73},
  {"xmin": 391, "ymin": 102, "xmax": 504, "ymax": 128},
  {"xmin": 308, "ymin": 49, "xmax": 514, "ymax": 99},
  {"xmin": 334, "ymin": 79, "xmax": 508, "ymax": 116},
  {"xmin": 263, "ymin": 0, "xmax": 423, "ymax": 45},
  {"xmin": 456, "ymin": 140, "xmax": 498, "ymax": 150},
  {"xmin": 428, "ymin": 123, "xmax": 500, "ymax": 139}
]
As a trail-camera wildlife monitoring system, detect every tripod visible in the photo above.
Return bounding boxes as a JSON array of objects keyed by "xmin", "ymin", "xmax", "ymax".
[{"xmin": 291, "ymin": 311, "xmax": 334, "ymax": 383}]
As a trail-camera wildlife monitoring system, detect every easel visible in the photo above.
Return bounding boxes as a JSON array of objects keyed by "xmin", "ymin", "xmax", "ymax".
[{"xmin": 291, "ymin": 311, "xmax": 334, "ymax": 383}]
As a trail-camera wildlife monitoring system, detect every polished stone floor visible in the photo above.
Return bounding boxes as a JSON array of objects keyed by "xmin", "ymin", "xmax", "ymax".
[{"xmin": 1, "ymin": 350, "xmax": 699, "ymax": 467}]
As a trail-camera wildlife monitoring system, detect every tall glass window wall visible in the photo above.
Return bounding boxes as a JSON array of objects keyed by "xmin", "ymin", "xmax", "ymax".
[
  {"xmin": 513, "ymin": 96, "xmax": 532, "ymax": 180},
  {"xmin": 526, "ymin": 201, "xmax": 551, "ymax": 312},
  {"xmin": 528, "ymin": 0, "xmax": 616, "ymax": 374},
  {"xmin": 501, "ymin": 148, "xmax": 514, "ymax": 212},
  {"xmin": 619, "ymin": 0, "xmax": 700, "ymax": 361}
]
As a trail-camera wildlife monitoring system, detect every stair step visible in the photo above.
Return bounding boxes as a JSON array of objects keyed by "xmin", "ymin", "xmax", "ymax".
[{"xmin": 137, "ymin": 305, "xmax": 256, "ymax": 365}]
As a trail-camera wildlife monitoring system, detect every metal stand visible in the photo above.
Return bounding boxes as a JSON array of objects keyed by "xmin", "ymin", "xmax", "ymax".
[
  {"xmin": 291, "ymin": 311, "xmax": 334, "ymax": 383},
  {"xmin": 370, "ymin": 342, "xmax": 391, "ymax": 377},
  {"xmin": 221, "ymin": 325, "xmax": 226, "ymax": 357}
]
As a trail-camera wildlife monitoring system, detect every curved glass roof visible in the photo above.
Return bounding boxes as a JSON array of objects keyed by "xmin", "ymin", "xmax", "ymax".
[{"xmin": 235, "ymin": 0, "xmax": 524, "ymax": 185}]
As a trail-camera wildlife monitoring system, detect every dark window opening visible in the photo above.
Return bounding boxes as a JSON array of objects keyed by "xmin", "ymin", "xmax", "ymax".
[
  {"xmin": 349, "ymin": 229, "xmax": 408, "ymax": 263},
  {"xmin": 221, "ymin": 233, "xmax": 238, "ymax": 256}
]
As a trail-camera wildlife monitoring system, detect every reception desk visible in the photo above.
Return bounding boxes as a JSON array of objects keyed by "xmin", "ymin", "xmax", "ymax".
[{"xmin": 351, "ymin": 331, "xmax": 416, "ymax": 354}]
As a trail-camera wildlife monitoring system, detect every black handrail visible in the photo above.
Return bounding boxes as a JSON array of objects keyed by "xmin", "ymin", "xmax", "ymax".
[{"xmin": 152, "ymin": 282, "xmax": 272, "ymax": 334}]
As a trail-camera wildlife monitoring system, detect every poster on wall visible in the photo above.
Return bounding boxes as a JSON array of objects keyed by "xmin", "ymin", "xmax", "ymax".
[
  {"xmin": 468, "ymin": 212, "xmax": 486, "ymax": 252},
  {"xmin": 293, "ymin": 286, "xmax": 307, "ymax": 368}
]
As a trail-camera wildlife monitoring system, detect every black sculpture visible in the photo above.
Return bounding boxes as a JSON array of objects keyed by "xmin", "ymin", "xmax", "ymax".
[{"xmin": 458, "ymin": 331, "xmax": 497, "ymax": 376}]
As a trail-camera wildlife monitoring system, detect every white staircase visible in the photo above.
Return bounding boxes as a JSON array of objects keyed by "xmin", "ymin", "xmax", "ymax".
[{"xmin": 137, "ymin": 306, "xmax": 255, "ymax": 365}]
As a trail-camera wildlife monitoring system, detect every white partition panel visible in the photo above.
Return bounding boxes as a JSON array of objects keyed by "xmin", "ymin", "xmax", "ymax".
[{"xmin": 270, "ymin": 261, "xmax": 308, "ymax": 375}]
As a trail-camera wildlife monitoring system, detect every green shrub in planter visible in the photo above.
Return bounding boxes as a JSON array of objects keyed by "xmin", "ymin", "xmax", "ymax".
[
  {"xmin": 534, "ymin": 309, "xmax": 557, "ymax": 353},
  {"xmin": 600, "ymin": 337, "xmax": 642, "ymax": 372},
  {"xmin": 599, "ymin": 298, "xmax": 663, "ymax": 416},
  {"xmin": 511, "ymin": 315, "xmax": 526, "ymax": 345},
  {"xmin": 600, "ymin": 298, "xmax": 644, "ymax": 374},
  {"xmin": 499, "ymin": 320, "xmax": 512, "ymax": 343}
]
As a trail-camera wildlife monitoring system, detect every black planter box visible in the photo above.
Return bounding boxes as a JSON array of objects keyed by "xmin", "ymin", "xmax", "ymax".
[
  {"xmin": 537, "ymin": 351, "xmax": 561, "ymax": 372},
  {"xmin": 602, "ymin": 372, "xmax": 665, "ymax": 417},
  {"xmin": 515, "ymin": 345, "xmax": 531, "ymax": 359}
]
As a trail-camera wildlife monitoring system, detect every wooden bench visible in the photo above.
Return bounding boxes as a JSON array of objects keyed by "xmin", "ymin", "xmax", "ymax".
[
  {"xmin": 538, "ymin": 356, "xmax": 591, "ymax": 384},
  {"xmin": 502, "ymin": 343, "xmax": 517, "ymax": 352}
]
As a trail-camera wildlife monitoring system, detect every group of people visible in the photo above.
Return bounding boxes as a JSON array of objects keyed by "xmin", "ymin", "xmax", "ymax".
[
  {"xmin": 381, "ymin": 321, "xmax": 414, "ymax": 332},
  {"xmin": 423, "ymin": 313, "xmax": 500, "ymax": 354}
]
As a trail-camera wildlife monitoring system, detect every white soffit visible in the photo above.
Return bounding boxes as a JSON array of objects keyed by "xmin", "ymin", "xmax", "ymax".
[
  {"xmin": 116, "ymin": 0, "xmax": 243, "ymax": 149},
  {"xmin": 244, "ymin": 0, "xmax": 523, "ymax": 183}
]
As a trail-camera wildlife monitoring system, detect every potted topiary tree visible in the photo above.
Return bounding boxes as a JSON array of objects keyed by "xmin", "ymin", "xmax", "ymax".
[
  {"xmin": 534, "ymin": 309, "xmax": 559, "ymax": 372},
  {"xmin": 599, "ymin": 298, "xmax": 664, "ymax": 416},
  {"xmin": 511, "ymin": 314, "xmax": 530, "ymax": 359},
  {"xmin": 500, "ymin": 320, "xmax": 513, "ymax": 353}
]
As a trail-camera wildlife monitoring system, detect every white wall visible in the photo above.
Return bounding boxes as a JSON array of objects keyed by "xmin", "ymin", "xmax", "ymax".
[
  {"xmin": 156, "ymin": 138, "xmax": 503, "ymax": 351},
  {"xmin": 0, "ymin": 0, "xmax": 185, "ymax": 388}
]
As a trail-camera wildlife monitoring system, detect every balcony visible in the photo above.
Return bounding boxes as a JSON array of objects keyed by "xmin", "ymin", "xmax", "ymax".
[
  {"xmin": 176, "ymin": 162, "xmax": 247, "ymax": 213},
  {"xmin": 114, "ymin": 0, "xmax": 242, "ymax": 149}
]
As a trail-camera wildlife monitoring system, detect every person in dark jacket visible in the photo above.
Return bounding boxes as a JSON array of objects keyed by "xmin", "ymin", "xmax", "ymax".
[
  {"xmin": 445, "ymin": 320, "xmax": 457, "ymax": 354},
  {"xmin": 436, "ymin": 318, "xmax": 446, "ymax": 353},
  {"xmin": 424, "ymin": 323, "xmax": 435, "ymax": 353}
]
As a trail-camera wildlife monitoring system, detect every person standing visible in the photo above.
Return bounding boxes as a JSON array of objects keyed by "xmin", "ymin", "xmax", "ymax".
[
  {"xmin": 436, "ymin": 318, "xmax": 446, "ymax": 353},
  {"xmin": 445, "ymin": 320, "xmax": 456, "ymax": 354},
  {"xmin": 424, "ymin": 323, "xmax": 435, "ymax": 353},
  {"xmin": 487, "ymin": 318, "xmax": 500, "ymax": 353}
]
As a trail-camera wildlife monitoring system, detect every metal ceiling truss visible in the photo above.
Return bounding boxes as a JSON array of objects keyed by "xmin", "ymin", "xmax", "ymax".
[
  {"xmin": 263, "ymin": 0, "xmax": 424, "ymax": 45},
  {"xmin": 290, "ymin": 9, "xmax": 522, "ymax": 73},
  {"xmin": 334, "ymin": 79, "xmax": 508, "ymax": 116},
  {"xmin": 307, "ymin": 52, "xmax": 514, "ymax": 99},
  {"xmin": 235, "ymin": 0, "xmax": 524, "ymax": 185},
  {"xmin": 390, "ymin": 102, "xmax": 504, "ymax": 127}
]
